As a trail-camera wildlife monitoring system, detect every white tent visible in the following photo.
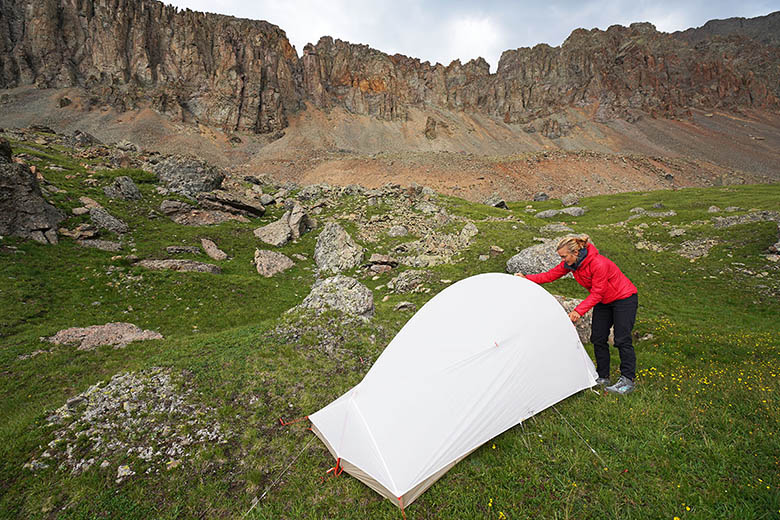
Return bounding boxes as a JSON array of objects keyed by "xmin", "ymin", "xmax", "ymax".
[{"xmin": 309, "ymin": 272, "xmax": 598, "ymax": 509}]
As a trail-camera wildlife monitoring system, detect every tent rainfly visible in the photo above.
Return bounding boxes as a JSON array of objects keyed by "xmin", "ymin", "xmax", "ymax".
[{"xmin": 309, "ymin": 272, "xmax": 598, "ymax": 509}]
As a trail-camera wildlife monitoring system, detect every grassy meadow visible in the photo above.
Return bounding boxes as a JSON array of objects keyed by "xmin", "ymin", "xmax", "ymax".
[{"xmin": 1, "ymin": 134, "xmax": 778, "ymax": 519}]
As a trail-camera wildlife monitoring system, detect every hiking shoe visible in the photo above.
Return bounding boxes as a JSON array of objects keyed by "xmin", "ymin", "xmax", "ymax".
[
  {"xmin": 595, "ymin": 377, "xmax": 610, "ymax": 387},
  {"xmin": 605, "ymin": 376, "xmax": 635, "ymax": 395}
]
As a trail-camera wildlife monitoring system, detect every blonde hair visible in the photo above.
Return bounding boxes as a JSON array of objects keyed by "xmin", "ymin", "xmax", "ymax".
[{"xmin": 556, "ymin": 234, "xmax": 590, "ymax": 254}]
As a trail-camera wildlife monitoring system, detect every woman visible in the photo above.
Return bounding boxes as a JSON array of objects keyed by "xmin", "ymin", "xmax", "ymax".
[{"xmin": 515, "ymin": 235, "xmax": 638, "ymax": 395}]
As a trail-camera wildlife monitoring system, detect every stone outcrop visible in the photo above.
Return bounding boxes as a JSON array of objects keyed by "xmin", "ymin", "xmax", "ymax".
[
  {"xmin": 314, "ymin": 222, "xmax": 363, "ymax": 274},
  {"xmin": 137, "ymin": 259, "xmax": 221, "ymax": 274},
  {"xmin": 506, "ymin": 239, "xmax": 566, "ymax": 275},
  {"xmin": 0, "ymin": 148, "xmax": 64, "ymax": 244},
  {"xmin": 89, "ymin": 207, "xmax": 129, "ymax": 234},
  {"xmin": 254, "ymin": 249, "xmax": 294, "ymax": 277},
  {"xmin": 149, "ymin": 157, "xmax": 224, "ymax": 198},
  {"xmin": 253, "ymin": 201, "xmax": 312, "ymax": 246},
  {"xmin": 2, "ymin": 2, "xmax": 777, "ymax": 132},
  {"xmin": 298, "ymin": 275, "xmax": 374, "ymax": 318},
  {"xmin": 46, "ymin": 322, "xmax": 163, "ymax": 351},
  {"xmin": 103, "ymin": 176, "xmax": 142, "ymax": 200}
]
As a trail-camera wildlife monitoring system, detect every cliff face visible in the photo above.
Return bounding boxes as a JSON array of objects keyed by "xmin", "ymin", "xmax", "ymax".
[
  {"xmin": 1, "ymin": 0, "xmax": 778, "ymax": 134},
  {"xmin": 0, "ymin": 0, "xmax": 302, "ymax": 133}
]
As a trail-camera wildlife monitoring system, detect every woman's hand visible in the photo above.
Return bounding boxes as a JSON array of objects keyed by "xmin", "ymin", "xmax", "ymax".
[
  {"xmin": 514, "ymin": 273, "xmax": 526, "ymax": 278},
  {"xmin": 568, "ymin": 310, "xmax": 581, "ymax": 323}
]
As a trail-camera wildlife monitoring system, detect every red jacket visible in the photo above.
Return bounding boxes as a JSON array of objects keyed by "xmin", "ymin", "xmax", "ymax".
[{"xmin": 526, "ymin": 244, "xmax": 637, "ymax": 316}]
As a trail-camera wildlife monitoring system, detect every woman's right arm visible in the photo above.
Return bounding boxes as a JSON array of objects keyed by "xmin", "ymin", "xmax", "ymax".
[{"xmin": 523, "ymin": 263, "xmax": 568, "ymax": 284}]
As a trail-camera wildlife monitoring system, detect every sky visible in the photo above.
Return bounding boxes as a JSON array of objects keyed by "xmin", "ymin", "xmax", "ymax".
[{"xmin": 164, "ymin": 0, "xmax": 780, "ymax": 71}]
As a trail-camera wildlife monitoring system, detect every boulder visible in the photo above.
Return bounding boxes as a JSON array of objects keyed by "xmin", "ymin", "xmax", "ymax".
[
  {"xmin": 707, "ymin": 205, "xmax": 721, "ymax": 213},
  {"xmin": 388, "ymin": 225, "xmax": 408, "ymax": 237},
  {"xmin": 314, "ymin": 222, "xmax": 363, "ymax": 274},
  {"xmin": 560, "ymin": 207, "xmax": 586, "ymax": 217},
  {"xmin": 103, "ymin": 176, "xmax": 142, "ymax": 200},
  {"xmin": 387, "ymin": 269, "xmax": 433, "ymax": 293},
  {"xmin": 45, "ymin": 322, "xmax": 162, "ymax": 351},
  {"xmin": 288, "ymin": 202, "xmax": 313, "ymax": 239},
  {"xmin": 201, "ymin": 238, "xmax": 228, "ymax": 260},
  {"xmin": 367, "ymin": 253, "xmax": 399, "ymax": 267},
  {"xmin": 535, "ymin": 209, "xmax": 560, "ymax": 219},
  {"xmin": 137, "ymin": 259, "xmax": 221, "ymax": 274},
  {"xmin": 149, "ymin": 156, "xmax": 224, "ymax": 197},
  {"xmin": 541, "ymin": 223, "xmax": 574, "ymax": 234},
  {"xmin": 561, "ymin": 193, "xmax": 579, "ymax": 207},
  {"xmin": 116, "ymin": 140, "xmax": 138, "ymax": 152},
  {"xmin": 254, "ymin": 217, "xmax": 293, "ymax": 247},
  {"xmin": 458, "ymin": 222, "xmax": 479, "ymax": 244},
  {"xmin": 483, "ymin": 193, "xmax": 508, "ymax": 209},
  {"xmin": 196, "ymin": 190, "xmax": 265, "ymax": 217},
  {"xmin": 506, "ymin": 239, "xmax": 564, "ymax": 275},
  {"xmin": 160, "ymin": 200, "xmax": 194, "ymax": 215},
  {"xmin": 254, "ymin": 249, "xmax": 294, "ymax": 277},
  {"xmin": 533, "ymin": 192, "xmax": 549, "ymax": 202},
  {"xmin": 0, "ymin": 162, "xmax": 64, "ymax": 244},
  {"xmin": 298, "ymin": 275, "xmax": 374, "ymax": 318},
  {"xmin": 166, "ymin": 246, "xmax": 201, "ymax": 255},
  {"xmin": 89, "ymin": 207, "xmax": 129, "ymax": 234},
  {"xmin": 259, "ymin": 194, "xmax": 274, "ymax": 206}
]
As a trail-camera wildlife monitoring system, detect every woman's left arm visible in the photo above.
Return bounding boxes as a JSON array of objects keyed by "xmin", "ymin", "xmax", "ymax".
[{"xmin": 574, "ymin": 262, "xmax": 608, "ymax": 316}]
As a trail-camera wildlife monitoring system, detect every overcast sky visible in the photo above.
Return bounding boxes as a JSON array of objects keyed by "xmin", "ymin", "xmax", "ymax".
[{"xmin": 164, "ymin": 0, "xmax": 780, "ymax": 71}]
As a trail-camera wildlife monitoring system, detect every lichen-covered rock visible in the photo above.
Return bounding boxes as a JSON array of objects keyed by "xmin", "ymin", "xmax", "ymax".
[
  {"xmin": 103, "ymin": 176, "xmax": 141, "ymax": 200},
  {"xmin": 483, "ymin": 193, "xmax": 508, "ymax": 209},
  {"xmin": 137, "ymin": 259, "xmax": 221, "ymax": 274},
  {"xmin": 254, "ymin": 216, "xmax": 293, "ymax": 247},
  {"xmin": 298, "ymin": 275, "xmax": 374, "ymax": 318},
  {"xmin": 0, "ymin": 162, "xmax": 64, "ymax": 244},
  {"xmin": 45, "ymin": 322, "xmax": 163, "ymax": 351},
  {"xmin": 89, "ymin": 207, "xmax": 129, "ymax": 234},
  {"xmin": 201, "ymin": 238, "xmax": 227, "ymax": 260},
  {"xmin": 254, "ymin": 249, "xmax": 294, "ymax": 277},
  {"xmin": 314, "ymin": 222, "xmax": 363, "ymax": 274},
  {"xmin": 150, "ymin": 157, "xmax": 224, "ymax": 198},
  {"xmin": 387, "ymin": 269, "xmax": 434, "ymax": 293},
  {"xmin": 196, "ymin": 190, "xmax": 265, "ymax": 217},
  {"xmin": 561, "ymin": 194, "xmax": 579, "ymax": 207},
  {"xmin": 506, "ymin": 239, "xmax": 566, "ymax": 275},
  {"xmin": 535, "ymin": 209, "xmax": 561, "ymax": 219},
  {"xmin": 458, "ymin": 222, "xmax": 479, "ymax": 244}
]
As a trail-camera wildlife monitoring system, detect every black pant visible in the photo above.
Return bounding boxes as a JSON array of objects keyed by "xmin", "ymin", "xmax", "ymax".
[{"xmin": 590, "ymin": 293, "xmax": 638, "ymax": 381}]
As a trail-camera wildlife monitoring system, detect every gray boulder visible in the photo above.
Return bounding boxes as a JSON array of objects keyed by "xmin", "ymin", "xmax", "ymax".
[
  {"xmin": 137, "ymin": 259, "xmax": 221, "ymax": 274},
  {"xmin": 254, "ymin": 217, "xmax": 292, "ymax": 247},
  {"xmin": 458, "ymin": 222, "xmax": 479, "ymax": 245},
  {"xmin": 298, "ymin": 275, "xmax": 374, "ymax": 318},
  {"xmin": 388, "ymin": 225, "xmax": 408, "ymax": 237},
  {"xmin": 0, "ymin": 162, "xmax": 64, "ymax": 244},
  {"xmin": 90, "ymin": 207, "xmax": 129, "ymax": 234},
  {"xmin": 484, "ymin": 193, "xmax": 508, "ymax": 209},
  {"xmin": 196, "ymin": 190, "xmax": 265, "ymax": 217},
  {"xmin": 541, "ymin": 223, "xmax": 574, "ymax": 234},
  {"xmin": 506, "ymin": 239, "xmax": 564, "ymax": 275},
  {"xmin": 560, "ymin": 207, "xmax": 586, "ymax": 217},
  {"xmin": 103, "ymin": 176, "xmax": 142, "ymax": 200},
  {"xmin": 561, "ymin": 193, "xmax": 579, "ymax": 207},
  {"xmin": 314, "ymin": 222, "xmax": 363, "ymax": 274},
  {"xmin": 150, "ymin": 156, "xmax": 224, "ymax": 197},
  {"xmin": 387, "ymin": 269, "xmax": 433, "ymax": 293},
  {"xmin": 535, "ymin": 209, "xmax": 561, "ymax": 219},
  {"xmin": 254, "ymin": 249, "xmax": 295, "ymax": 277},
  {"xmin": 533, "ymin": 192, "xmax": 549, "ymax": 202}
]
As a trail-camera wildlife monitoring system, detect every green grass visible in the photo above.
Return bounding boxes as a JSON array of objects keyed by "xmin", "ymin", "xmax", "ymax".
[{"xmin": 1, "ymin": 135, "xmax": 778, "ymax": 519}]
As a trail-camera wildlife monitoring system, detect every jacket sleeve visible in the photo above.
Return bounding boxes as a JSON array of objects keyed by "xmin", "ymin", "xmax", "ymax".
[
  {"xmin": 525, "ymin": 263, "xmax": 568, "ymax": 284},
  {"xmin": 574, "ymin": 260, "xmax": 607, "ymax": 315}
]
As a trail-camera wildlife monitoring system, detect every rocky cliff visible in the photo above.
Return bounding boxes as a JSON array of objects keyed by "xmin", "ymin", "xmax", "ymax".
[{"xmin": 1, "ymin": 0, "xmax": 778, "ymax": 134}]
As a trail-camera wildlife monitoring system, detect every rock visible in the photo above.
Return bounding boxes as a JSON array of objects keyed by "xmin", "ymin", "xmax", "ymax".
[
  {"xmin": 89, "ymin": 207, "xmax": 129, "ymax": 234},
  {"xmin": 254, "ymin": 216, "xmax": 293, "ymax": 247},
  {"xmin": 103, "ymin": 176, "xmax": 142, "ymax": 200},
  {"xmin": 478, "ymin": 254, "xmax": 489, "ymax": 261},
  {"xmin": 0, "ymin": 137, "xmax": 11, "ymax": 163},
  {"xmin": 725, "ymin": 206, "xmax": 742, "ymax": 212},
  {"xmin": 506, "ymin": 239, "xmax": 565, "ymax": 275},
  {"xmin": 489, "ymin": 245, "xmax": 504, "ymax": 256},
  {"xmin": 76, "ymin": 239, "xmax": 122, "ymax": 252},
  {"xmin": 259, "ymin": 194, "xmax": 274, "ymax": 206},
  {"xmin": 137, "ymin": 259, "xmax": 221, "ymax": 274},
  {"xmin": 116, "ymin": 140, "xmax": 138, "ymax": 152},
  {"xmin": 160, "ymin": 200, "xmax": 194, "ymax": 214},
  {"xmin": 196, "ymin": 190, "xmax": 265, "ymax": 217},
  {"xmin": 0, "ymin": 162, "xmax": 64, "ymax": 244},
  {"xmin": 668, "ymin": 228, "xmax": 686, "ymax": 237},
  {"xmin": 287, "ymin": 202, "xmax": 313, "ymax": 239},
  {"xmin": 314, "ymin": 222, "xmax": 363, "ymax": 274},
  {"xmin": 370, "ymin": 264, "xmax": 393, "ymax": 274},
  {"xmin": 79, "ymin": 196, "xmax": 102, "ymax": 209},
  {"xmin": 635, "ymin": 241, "xmax": 667, "ymax": 252},
  {"xmin": 458, "ymin": 222, "xmax": 479, "ymax": 244},
  {"xmin": 72, "ymin": 207, "xmax": 90, "ymax": 216},
  {"xmin": 254, "ymin": 249, "xmax": 294, "ymax": 277},
  {"xmin": 769, "ymin": 224, "xmax": 780, "ymax": 254},
  {"xmin": 541, "ymin": 223, "xmax": 574, "ymax": 234},
  {"xmin": 677, "ymin": 239, "xmax": 718, "ymax": 259},
  {"xmin": 394, "ymin": 302, "xmax": 417, "ymax": 312},
  {"xmin": 652, "ymin": 202, "xmax": 665, "ymax": 209},
  {"xmin": 388, "ymin": 225, "xmax": 408, "ymax": 237},
  {"xmin": 60, "ymin": 223, "xmax": 99, "ymax": 240},
  {"xmin": 201, "ymin": 238, "xmax": 227, "ymax": 260},
  {"xmin": 71, "ymin": 130, "xmax": 101, "ymax": 147},
  {"xmin": 533, "ymin": 192, "xmax": 549, "ymax": 202},
  {"xmin": 629, "ymin": 207, "xmax": 645, "ymax": 214},
  {"xmin": 535, "ymin": 209, "xmax": 560, "ymax": 219},
  {"xmin": 707, "ymin": 205, "xmax": 721, "ymax": 213},
  {"xmin": 166, "ymin": 246, "xmax": 200, "ymax": 255},
  {"xmin": 484, "ymin": 193, "xmax": 508, "ymax": 209},
  {"xmin": 561, "ymin": 193, "xmax": 579, "ymax": 207},
  {"xmin": 560, "ymin": 207, "xmax": 585, "ymax": 217},
  {"xmin": 46, "ymin": 322, "xmax": 163, "ymax": 351},
  {"xmin": 387, "ymin": 269, "xmax": 433, "ymax": 293},
  {"xmin": 150, "ymin": 156, "xmax": 224, "ymax": 197},
  {"xmin": 368, "ymin": 253, "xmax": 399, "ymax": 267},
  {"xmin": 414, "ymin": 201, "xmax": 438, "ymax": 214},
  {"xmin": 298, "ymin": 275, "xmax": 374, "ymax": 318},
  {"xmin": 712, "ymin": 211, "xmax": 780, "ymax": 229}
]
